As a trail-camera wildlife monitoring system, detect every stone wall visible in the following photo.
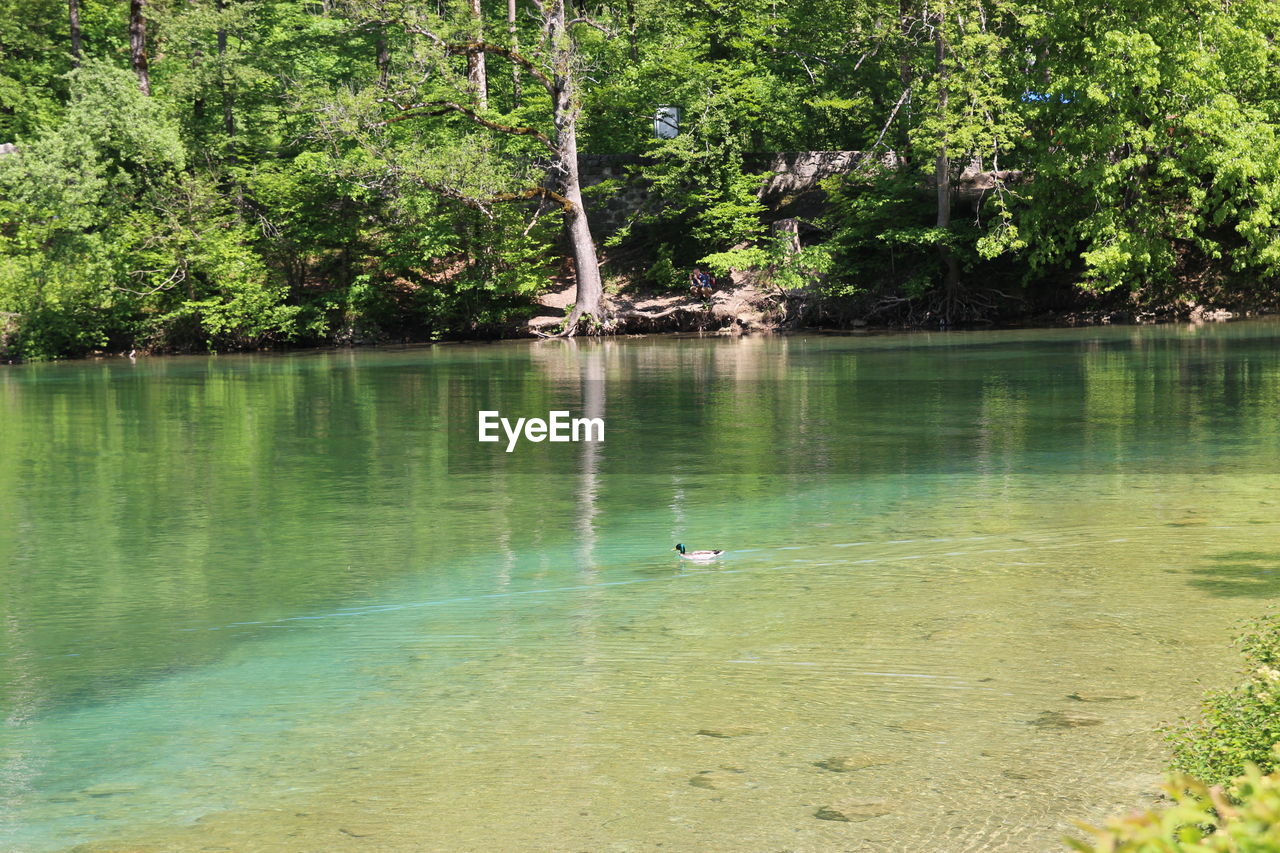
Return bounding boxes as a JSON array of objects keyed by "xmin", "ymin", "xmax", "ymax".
[
  {"xmin": 576, "ymin": 150, "xmax": 1023, "ymax": 234},
  {"xmin": 577, "ymin": 154, "xmax": 652, "ymax": 235},
  {"xmin": 752, "ymin": 151, "xmax": 902, "ymax": 203}
]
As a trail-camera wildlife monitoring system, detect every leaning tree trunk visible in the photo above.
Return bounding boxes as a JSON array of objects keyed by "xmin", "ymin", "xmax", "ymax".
[
  {"xmin": 560, "ymin": 125, "xmax": 604, "ymax": 330},
  {"xmin": 546, "ymin": 0, "xmax": 603, "ymax": 332},
  {"xmin": 129, "ymin": 0, "xmax": 150, "ymax": 95}
]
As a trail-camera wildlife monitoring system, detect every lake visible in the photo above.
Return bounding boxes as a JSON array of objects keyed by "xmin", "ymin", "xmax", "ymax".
[{"xmin": 3, "ymin": 322, "xmax": 1279, "ymax": 851}]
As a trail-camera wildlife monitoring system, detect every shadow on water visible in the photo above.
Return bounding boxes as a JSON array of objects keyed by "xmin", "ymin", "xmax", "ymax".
[{"xmin": 1189, "ymin": 551, "xmax": 1280, "ymax": 597}]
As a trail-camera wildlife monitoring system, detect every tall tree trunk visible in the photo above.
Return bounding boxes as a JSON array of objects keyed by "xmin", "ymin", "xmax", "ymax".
[
  {"xmin": 129, "ymin": 0, "xmax": 150, "ymax": 95},
  {"xmin": 507, "ymin": 0, "xmax": 520, "ymax": 107},
  {"xmin": 468, "ymin": 0, "xmax": 488, "ymax": 109},
  {"xmin": 68, "ymin": 0, "xmax": 81, "ymax": 67},
  {"xmin": 934, "ymin": 13, "xmax": 959, "ymax": 320},
  {"xmin": 376, "ymin": 29, "xmax": 390, "ymax": 88},
  {"xmin": 217, "ymin": 0, "xmax": 234, "ymax": 136}
]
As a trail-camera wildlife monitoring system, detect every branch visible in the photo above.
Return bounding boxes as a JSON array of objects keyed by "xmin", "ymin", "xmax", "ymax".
[
  {"xmin": 856, "ymin": 86, "xmax": 911, "ymax": 170},
  {"xmin": 376, "ymin": 98, "xmax": 556, "ymax": 152},
  {"xmin": 423, "ymin": 184, "xmax": 573, "ymax": 218},
  {"xmin": 567, "ymin": 17, "xmax": 613, "ymax": 36},
  {"xmin": 446, "ymin": 41, "xmax": 556, "ymax": 96},
  {"xmin": 118, "ymin": 262, "xmax": 186, "ymax": 296},
  {"xmin": 403, "ymin": 29, "xmax": 555, "ymax": 96}
]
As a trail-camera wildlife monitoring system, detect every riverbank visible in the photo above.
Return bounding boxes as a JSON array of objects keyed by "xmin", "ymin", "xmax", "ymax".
[
  {"xmin": 1, "ymin": 269, "xmax": 1267, "ymax": 364},
  {"xmin": 523, "ymin": 273, "xmax": 1262, "ymax": 338}
]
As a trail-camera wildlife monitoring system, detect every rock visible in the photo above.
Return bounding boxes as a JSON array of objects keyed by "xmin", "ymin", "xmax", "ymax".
[
  {"xmin": 1029, "ymin": 710, "xmax": 1103, "ymax": 729},
  {"xmin": 1067, "ymin": 692, "xmax": 1139, "ymax": 703},
  {"xmin": 688, "ymin": 768, "xmax": 748, "ymax": 790},
  {"xmin": 814, "ymin": 798, "xmax": 892, "ymax": 822},
  {"xmin": 80, "ymin": 782, "xmax": 141, "ymax": 798},
  {"xmin": 1189, "ymin": 305, "xmax": 1234, "ymax": 323},
  {"xmin": 697, "ymin": 726, "xmax": 766, "ymax": 738},
  {"xmin": 813, "ymin": 753, "xmax": 893, "ymax": 773}
]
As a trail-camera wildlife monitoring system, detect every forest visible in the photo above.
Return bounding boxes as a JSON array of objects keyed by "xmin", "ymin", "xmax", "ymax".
[{"xmin": 3, "ymin": 0, "xmax": 1280, "ymax": 357}]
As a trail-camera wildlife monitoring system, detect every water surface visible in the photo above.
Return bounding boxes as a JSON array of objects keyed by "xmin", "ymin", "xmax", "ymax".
[{"xmin": 3, "ymin": 324, "xmax": 1280, "ymax": 851}]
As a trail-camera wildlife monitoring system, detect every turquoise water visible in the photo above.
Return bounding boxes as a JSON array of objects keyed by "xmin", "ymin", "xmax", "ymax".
[{"xmin": 3, "ymin": 326, "xmax": 1280, "ymax": 851}]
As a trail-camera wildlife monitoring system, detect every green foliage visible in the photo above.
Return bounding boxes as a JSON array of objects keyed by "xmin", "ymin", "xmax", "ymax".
[
  {"xmin": 645, "ymin": 246, "xmax": 686, "ymax": 292},
  {"xmin": 822, "ymin": 172, "xmax": 947, "ymax": 300},
  {"xmin": 0, "ymin": 62, "xmax": 296, "ymax": 356},
  {"xmin": 630, "ymin": 78, "xmax": 768, "ymax": 258},
  {"xmin": 700, "ymin": 235, "xmax": 832, "ymax": 294},
  {"xmin": 1019, "ymin": 0, "xmax": 1280, "ymax": 292},
  {"xmin": 5, "ymin": 0, "xmax": 1280, "ymax": 353},
  {"xmin": 1067, "ymin": 763, "xmax": 1280, "ymax": 851},
  {"xmin": 1167, "ymin": 614, "xmax": 1280, "ymax": 789}
]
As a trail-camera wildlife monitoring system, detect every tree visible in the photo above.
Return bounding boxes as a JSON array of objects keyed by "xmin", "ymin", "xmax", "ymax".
[
  {"xmin": 816, "ymin": 0, "xmax": 1025, "ymax": 322},
  {"xmin": 466, "ymin": 0, "xmax": 487, "ymax": 110},
  {"xmin": 1017, "ymin": 0, "xmax": 1280, "ymax": 296},
  {"xmin": 355, "ymin": 0, "xmax": 609, "ymax": 333}
]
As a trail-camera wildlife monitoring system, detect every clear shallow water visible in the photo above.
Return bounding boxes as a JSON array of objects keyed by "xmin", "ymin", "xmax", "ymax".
[{"xmin": 3, "ymin": 325, "xmax": 1280, "ymax": 851}]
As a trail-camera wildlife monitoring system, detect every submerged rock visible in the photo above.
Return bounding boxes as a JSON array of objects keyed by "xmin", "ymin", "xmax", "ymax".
[
  {"xmin": 1029, "ymin": 710, "xmax": 1103, "ymax": 729},
  {"xmin": 697, "ymin": 726, "xmax": 766, "ymax": 738},
  {"xmin": 1067, "ymin": 691, "xmax": 1139, "ymax": 703},
  {"xmin": 814, "ymin": 798, "xmax": 892, "ymax": 822},
  {"xmin": 813, "ymin": 753, "xmax": 892, "ymax": 773},
  {"xmin": 688, "ymin": 768, "xmax": 749, "ymax": 790}
]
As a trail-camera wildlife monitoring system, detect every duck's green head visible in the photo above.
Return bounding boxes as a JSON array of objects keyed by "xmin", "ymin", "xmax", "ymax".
[{"xmin": 674, "ymin": 544, "xmax": 685, "ymax": 554}]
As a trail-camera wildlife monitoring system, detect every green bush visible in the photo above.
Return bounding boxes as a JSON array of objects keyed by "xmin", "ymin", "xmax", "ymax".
[
  {"xmin": 1068, "ymin": 763, "xmax": 1280, "ymax": 851},
  {"xmin": 1166, "ymin": 614, "xmax": 1280, "ymax": 789},
  {"xmin": 645, "ymin": 245, "xmax": 686, "ymax": 293}
]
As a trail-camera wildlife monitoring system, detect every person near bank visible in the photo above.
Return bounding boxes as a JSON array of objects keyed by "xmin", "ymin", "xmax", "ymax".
[{"xmin": 689, "ymin": 267, "xmax": 714, "ymax": 299}]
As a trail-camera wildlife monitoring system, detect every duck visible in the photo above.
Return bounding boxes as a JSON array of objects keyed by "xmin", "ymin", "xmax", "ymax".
[{"xmin": 674, "ymin": 544, "xmax": 724, "ymax": 560}]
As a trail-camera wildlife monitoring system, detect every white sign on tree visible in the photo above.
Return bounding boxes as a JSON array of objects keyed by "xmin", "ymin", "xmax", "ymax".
[{"xmin": 653, "ymin": 106, "xmax": 680, "ymax": 139}]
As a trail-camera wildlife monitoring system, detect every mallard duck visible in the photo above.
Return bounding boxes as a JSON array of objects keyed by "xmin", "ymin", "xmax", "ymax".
[{"xmin": 674, "ymin": 544, "xmax": 724, "ymax": 560}]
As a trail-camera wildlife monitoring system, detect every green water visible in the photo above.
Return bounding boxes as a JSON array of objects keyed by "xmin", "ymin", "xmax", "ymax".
[{"xmin": 3, "ymin": 324, "xmax": 1280, "ymax": 851}]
